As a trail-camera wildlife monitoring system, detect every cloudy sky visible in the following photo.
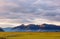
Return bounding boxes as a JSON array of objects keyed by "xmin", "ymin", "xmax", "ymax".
[{"xmin": 0, "ymin": 0, "xmax": 60, "ymax": 27}]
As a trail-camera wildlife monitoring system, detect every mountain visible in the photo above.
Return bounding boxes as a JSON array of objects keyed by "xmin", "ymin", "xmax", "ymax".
[
  {"xmin": 40, "ymin": 24, "xmax": 60, "ymax": 29},
  {"xmin": 12, "ymin": 24, "xmax": 40, "ymax": 32},
  {"xmin": 0, "ymin": 28, "xmax": 4, "ymax": 32},
  {"xmin": 40, "ymin": 24, "xmax": 60, "ymax": 32},
  {"xmin": 26, "ymin": 24, "xmax": 40, "ymax": 31},
  {"xmin": 2, "ymin": 24, "xmax": 60, "ymax": 32},
  {"xmin": 11, "ymin": 24, "xmax": 27, "ymax": 32},
  {"xmin": 13, "ymin": 24, "xmax": 26, "ymax": 29}
]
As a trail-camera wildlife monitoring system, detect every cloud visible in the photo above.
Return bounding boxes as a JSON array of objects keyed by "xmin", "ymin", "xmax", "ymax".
[{"xmin": 0, "ymin": 0, "xmax": 60, "ymax": 27}]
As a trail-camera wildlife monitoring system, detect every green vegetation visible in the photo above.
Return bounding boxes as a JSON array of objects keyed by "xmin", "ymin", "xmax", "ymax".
[{"xmin": 0, "ymin": 32, "xmax": 60, "ymax": 39}]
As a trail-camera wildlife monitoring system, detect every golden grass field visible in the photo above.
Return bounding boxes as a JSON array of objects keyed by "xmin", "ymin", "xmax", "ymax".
[{"xmin": 0, "ymin": 32, "xmax": 60, "ymax": 39}]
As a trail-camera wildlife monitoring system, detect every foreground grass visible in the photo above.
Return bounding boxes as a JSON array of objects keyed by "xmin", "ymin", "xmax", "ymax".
[{"xmin": 0, "ymin": 32, "xmax": 60, "ymax": 39}]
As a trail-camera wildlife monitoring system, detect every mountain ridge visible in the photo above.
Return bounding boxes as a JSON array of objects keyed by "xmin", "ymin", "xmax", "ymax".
[{"xmin": 3, "ymin": 24, "xmax": 60, "ymax": 32}]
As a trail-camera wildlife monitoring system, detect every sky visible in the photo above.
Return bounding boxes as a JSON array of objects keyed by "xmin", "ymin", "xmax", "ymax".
[{"xmin": 0, "ymin": 0, "xmax": 60, "ymax": 28}]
